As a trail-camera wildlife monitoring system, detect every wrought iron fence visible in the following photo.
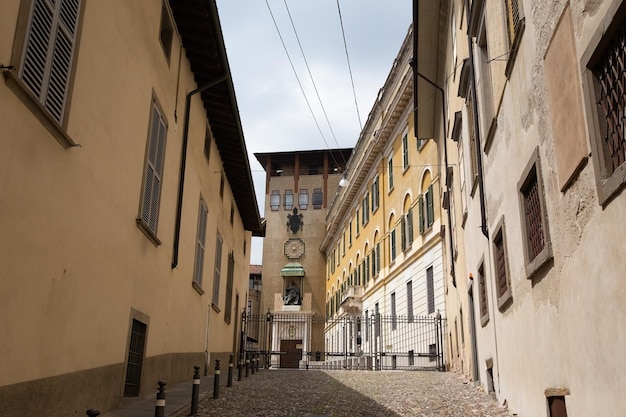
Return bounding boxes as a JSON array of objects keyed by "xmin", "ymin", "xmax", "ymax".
[{"xmin": 241, "ymin": 312, "xmax": 446, "ymax": 371}]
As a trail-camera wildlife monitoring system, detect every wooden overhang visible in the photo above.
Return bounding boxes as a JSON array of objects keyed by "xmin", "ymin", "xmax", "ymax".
[{"xmin": 169, "ymin": 0, "xmax": 262, "ymax": 236}]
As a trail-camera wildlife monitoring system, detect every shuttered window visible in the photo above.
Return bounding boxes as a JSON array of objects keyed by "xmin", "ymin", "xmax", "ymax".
[
  {"xmin": 192, "ymin": 197, "xmax": 208, "ymax": 289},
  {"xmin": 139, "ymin": 101, "xmax": 167, "ymax": 238},
  {"xmin": 224, "ymin": 252, "xmax": 235, "ymax": 324},
  {"xmin": 20, "ymin": 0, "xmax": 81, "ymax": 124},
  {"xmin": 212, "ymin": 233, "xmax": 223, "ymax": 308}
]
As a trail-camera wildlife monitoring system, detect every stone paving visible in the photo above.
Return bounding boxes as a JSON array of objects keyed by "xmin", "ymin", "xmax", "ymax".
[{"xmin": 174, "ymin": 369, "xmax": 512, "ymax": 417}]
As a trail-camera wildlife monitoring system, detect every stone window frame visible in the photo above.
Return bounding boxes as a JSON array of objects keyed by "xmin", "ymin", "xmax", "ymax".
[
  {"xmin": 517, "ymin": 147, "xmax": 553, "ymax": 279},
  {"xmin": 580, "ymin": 0, "xmax": 626, "ymax": 207},
  {"xmin": 491, "ymin": 216, "xmax": 512, "ymax": 310}
]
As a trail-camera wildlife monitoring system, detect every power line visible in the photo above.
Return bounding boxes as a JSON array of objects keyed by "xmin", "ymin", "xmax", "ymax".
[
  {"xmin": 264, "ymin": 0, "xmax": 344, "ymax": 170},
  {"xmin": 336, "ymin": 0, "xmax": 363, "ymax": 132}
]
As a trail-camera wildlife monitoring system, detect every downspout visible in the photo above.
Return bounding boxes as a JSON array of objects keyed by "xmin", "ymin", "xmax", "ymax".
[
  {"xmin": 463, "ymin": 0, "xmax": 489, "ymax": 239},
  {"xmin": 172, "ymin": 75, "xmax": 228, "ymax": 269},
  {"xmin": 411, "ymin": 0, "xmax": 456, "ymax": 285}
]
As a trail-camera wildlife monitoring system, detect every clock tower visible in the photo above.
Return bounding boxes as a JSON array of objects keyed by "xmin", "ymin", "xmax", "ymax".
[{"xmin": 254, "ymin": 148, "xmax": 352, "ymax": 368}]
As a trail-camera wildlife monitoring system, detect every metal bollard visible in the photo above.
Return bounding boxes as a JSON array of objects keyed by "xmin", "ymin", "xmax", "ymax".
[
  {"xmin": 86, "ymin": 410, "xmax": 100, "ymax": 417},
  {"xmin": 155, "ymin": 381, "xmax": 166, "ymax": 417},
  {"xmin": 190, "ymin": 365, "xmax": 200, "ymax": 416},
  {"xmin": 227, "ymin": 354, "xmax": 234, "ymax": 387},
  {"xmin": 213, "ymin": 360, "xmax": 221, "ymax": 399}
]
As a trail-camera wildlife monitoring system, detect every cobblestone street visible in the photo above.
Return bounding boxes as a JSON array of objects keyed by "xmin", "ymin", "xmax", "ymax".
[{"xmin": 176, "ymin": 370, "xmax": 512, "ymax": 417}]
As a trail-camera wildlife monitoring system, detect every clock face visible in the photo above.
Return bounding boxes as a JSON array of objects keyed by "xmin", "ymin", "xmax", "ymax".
[{"xmin": 284, "ymin": 238, "xmax": 305, "ymax": 259}]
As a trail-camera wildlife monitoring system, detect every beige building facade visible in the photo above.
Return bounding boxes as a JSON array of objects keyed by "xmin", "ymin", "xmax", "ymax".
[
  {"xmin": 440, "ymin": 0, "xmax": 626, "ymax": 415},
  {"xmin": 0, "ymin": 1, "xmax": 261, "ymax": 415}
]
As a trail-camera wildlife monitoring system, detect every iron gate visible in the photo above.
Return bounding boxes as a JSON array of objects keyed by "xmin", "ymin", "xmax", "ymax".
[{"xmin": 240, "ymin": 312, "xmax": 446, "ymax": 371}]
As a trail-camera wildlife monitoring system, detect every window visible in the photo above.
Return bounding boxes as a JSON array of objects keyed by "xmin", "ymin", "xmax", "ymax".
[
  {"xmin": 159, "ymin": 0, "xmax": 173, "ymax": 61},
  {"xmin": 371, "ymin": 176, "xmax": 380, "ymax": 212},
  {"xmin": 138, "ymin": 100, "xmax": 167, "ymax": 243},
  {"xmin": 192, "ymin": 197, "xmax": 208, "ymax": 292},
  {"xmin": 418, "ymin": 185, "xmax": 435, "ymax": 234},
  {"xmin": 349, "ymin": 221, "xmax": 353, "ymax": 246},
  {"xmin": 466, "ymin": 90, "xmax": 479, "ymax": 193},
  {"xmin": 355, "ymin": 208, "xmax": 360, "ymax": 235},
  {"xmin": 518, "ymin": 148, "xmax": 552, "ymax": 278},
  {"xmin": 504, "ymin": 0, "xmax": 522, "ymax": 47},
  {"xmin": 388, "ymin": 157, "xmax": 394, "ymax": 190},
  {"xmin": 212, "ymin": 233, "xmax": 223, "ymax": 309},
  {"xmin": 270, "ymin": 190, "xmax": 280, "ymax": 211},
  {"xmin": 478, "ymin": 262, "xmax": 489, "ymax": 326},
  {"xmin": 407, "ymin": 281, "xmax": 414, "ymax": 322},
  {"xmin": 229, "ymin": 203, "xmax": 234, "ymax": 225},
  {"xmin": 224, "ymin": 252, "xmax": 235, "ymax": 324},
  {"xmin": 342, "ymin": 232, "xmax": 346, "ymax": 256},
  {"xmin": 493, "ymin": 218, "xmax": 512, "ymax": 309},
  {"xmin": 402, "ymin": 133, "xmax": 409, "ymax": 170},
  {"xmin": 18, "ymin": 0, "xmax": 82, "ymax": 125},
  {"xmin": 427, "ymin": 266, "xmax": 435, "ymax": 314},
  {"xmin": 390, "ymin": 229, "xmax": 397, "ymax": 261},
  {"xmin": 362, "ymin": 193, "xmax": 370, "ymax": 225},
  {"xmin": 219, "ymin": 173, "xmax": 225, "ymax": 199},
  {"xmin": 283, "ymin": 190, "xmax": 293, "ymax": 210},
  {"xmin": 402, "ymin": 208, "xmax": 414, "ymax": 251},
  {"xmin": 312, "ymin": 188, "xmax": 323, "ymax": 209},
  {"xmin": 298, "ymin": 189, "xmax": 309, "ymax": 210},
  {"xmin": 583, "ymin": 6, "xmax": 626, "ymax": 205},
  {"xmin": 374, "ymin": 242, "xmax": 381, "ymax": 276},
  {"xmin": 204, "ymin": 127, "xmax": 212, "ymax": 161},
  {"xmin": 391, "ymin": 292, "xmax": 397, "ymax": 330}
]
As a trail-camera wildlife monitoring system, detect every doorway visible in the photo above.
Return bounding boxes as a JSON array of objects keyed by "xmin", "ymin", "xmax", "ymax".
[
  {"xmin": 280, "ymin": 339, "xmax": 302, "ymax": 368},
  {"xmin": 124, "ymin": 319, "xmax": 147, "ymax": 396}
]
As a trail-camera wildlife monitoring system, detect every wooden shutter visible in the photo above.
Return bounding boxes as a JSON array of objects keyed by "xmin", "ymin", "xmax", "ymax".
[
  {"xmin": 141, "ymin": 104, "xmax": 167, "ymax": 233},
  {"xmin": 407, "ymin": 208, "xmax": 414, "ymax": 244},
  {"xmin": 427, "ymin": 185, "xmax": 434, "ymax": 227},
  {"xmin": 212, "ymin": 234, "xmax": 223, "ymax": 306},
  {"xmin": 21, "ymin": 0, "xmax": 81, "ymax": 123},
  {"xmin": 418, "ymin": 195, "xmax": 424, "ymax": 234},
  {"xmin": 193, "ymin": 198, "xmax": 208, "ymax": 285},
  {"xmin": 224, "ymin": 252, "xmax": 235, "ymax": 323}
]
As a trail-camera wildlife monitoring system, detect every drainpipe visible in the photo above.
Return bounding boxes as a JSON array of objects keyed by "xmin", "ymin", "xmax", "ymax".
[
  {"xmin": 463, "ymin": 0, "xmax": 489, "ymax": 239},
  {"xmin": 411, "ymin": 0, "xmax": 456, "ymax": 286},
  {"xmin": 172, "ymin": 75, "xmax": 228, "ymax": 269}
]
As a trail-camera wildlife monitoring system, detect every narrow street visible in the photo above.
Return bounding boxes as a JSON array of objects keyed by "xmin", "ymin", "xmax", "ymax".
[{"xmin": 176, "ymin": 369, "xmax": 512, "ymax": 417}]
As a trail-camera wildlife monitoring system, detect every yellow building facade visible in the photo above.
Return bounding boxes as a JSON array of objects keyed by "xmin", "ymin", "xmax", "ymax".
[{"xmin": 0, "ymin": 1, "xmax": 261, "ymax": 415}]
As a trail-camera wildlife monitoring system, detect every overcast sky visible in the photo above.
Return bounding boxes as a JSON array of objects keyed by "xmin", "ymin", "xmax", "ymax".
[{"xmin": 215, "ymin": 0, "xmax": 414, "ymax": 264}]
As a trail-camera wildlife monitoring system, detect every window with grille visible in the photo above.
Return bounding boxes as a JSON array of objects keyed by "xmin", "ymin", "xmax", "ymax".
[
  {"xmin": 212, "ymin": 233, "xmax": 223, "ymax": 309},
  {"xmin": 270, "ymin": 190, "xmax": 280, "ymax": 211},
  {"xmin": 391, "ymin": 292, "xmax": 397, "ymax": 330},
  {"xmin": 19, "ymin": 0, "xmax": 82, "ymax": 125},
  {"xmin": 504, "ymin": 0, "xmax": 521, "ymax": 47},
  {"xmin": 478, "ymin": 263, "xmax": 489, "ymax": 326},
  {"xmin": 138, "ymin": 100, "xmax": 167, "ymax": 243},
  {"xmin": 192, "ymin": 197, "xmax": 208, "ymax": 291},
  {"xmin": 298, "ymin": 189, "xmax": 308, "ymax": 210},
  {"xmin": 585, "ymin": 7, "xmax": 626, "ymax": 205},
  {"xmin": 312, "ymin": 188, "xmax": 323, "ymax": 209},
  {"xmin": 493, "ymin": 219, "xmax": 512, "ymax": 309},
  {"xmin": 159, "ymin": 0, "xmax": 173, "ymax": 62},
  {"xmin": 407, "ymin": 281, "xmax": 414, "ymax": 322},
  {"xmin": 427, "ymin": 266, "xmax": 435, "ymax": 314},
  {"xmin": 518, "ymin": 148, "xmax": 552, "ymax": 277}
]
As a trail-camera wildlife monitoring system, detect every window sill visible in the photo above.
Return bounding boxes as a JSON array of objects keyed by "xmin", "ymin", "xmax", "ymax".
[
  {"xmin": 497, "ymin": 287, "xmax": 513, "ymax": 311},
  {"xmin": 598, "ymin": 163, "xmax": 626, "ymax": 207},
  {"xmin": 136, "ymin": 219, "xmax": 162, "ymax": 246},
  {"xmin": 480, "ymin": 313, "xmax": 490, "ymax": 327},
  {"xmin": 4, "ymin": 71, "xmax": 77, "ymax": 148},
  {"xmin": 483, "ymin": 117, "xmax": 498, "ymax": 154},
  {"xmin": 211, "ymin": 303, "xmax": 221, "ymax": 313},
  {"xmin": 192, "ymin": 281, "xmax": 205, "ymax": 295},
  {"xmin": 525, "ymin": 245, "xmax": 553, "ymax": 280}
]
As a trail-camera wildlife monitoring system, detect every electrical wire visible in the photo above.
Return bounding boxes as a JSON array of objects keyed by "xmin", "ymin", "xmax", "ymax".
[
  {"xmin": 336, "ymin": 0, "xmax": 363, "ymax": 132},
  {"xmin": 265, "ymin": 0, "xmax": 345, "ymax": 166}
]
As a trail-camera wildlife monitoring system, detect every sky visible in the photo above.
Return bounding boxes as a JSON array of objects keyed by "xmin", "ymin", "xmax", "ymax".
[{"xmin": 215, "ymin": 0, "xmax": 414, "ymax": 264}]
